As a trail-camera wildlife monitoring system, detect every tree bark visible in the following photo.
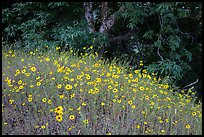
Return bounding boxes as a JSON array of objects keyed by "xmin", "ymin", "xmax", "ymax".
[
  {"xmin": 101, "ymin": 2, "xmax": 108, "ymax": 23},
  {"xmin": 84, "ymin": 2, "xmax": 126, "ymax": 59},
  {"xmin": 84, "ymin": 2, "xmax": 95, "ymax": 33},
  {"xmin": 109, "ymin": 30, "xmax": 136, "ymax": 43}
]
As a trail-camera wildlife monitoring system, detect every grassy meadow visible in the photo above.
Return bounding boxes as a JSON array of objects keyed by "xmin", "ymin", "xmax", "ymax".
[{"xmin": 2, "ymin": 46, "xmax": 202, "ymax": 135}]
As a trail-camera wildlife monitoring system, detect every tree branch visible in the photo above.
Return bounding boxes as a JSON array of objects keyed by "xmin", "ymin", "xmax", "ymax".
[
  {"xmin": 157, "ymin": 47, "xmax": 164, "ymax": 61},
  {"xmin": 99, "ymin": 3, "xmax": 125, "ymax": 33},
  {"xmin": 157, "ymin": 13, "xmax": 164, "ymax": 61},
  {"xmin": 180, "ymin": 79, "xmax": 198, "ymax": 90},
  {"xmin": 109, "ymin": 31, "xmax": 134, "ymax": 43},
  {"xmin": 101, "ymin": 2, "xmax": 108, "ymax": 22},
  {"xmin": 96, "ymin": 3, "xmax": 126, "ymax": 59},
  {"xmin": 176, "ymin": 22, "xmax": 194, "ymax": 43},
  {"xmin": 109, "ymin": 27, "xmax": 141, "ymax": 43},
  {"xmin": 99, "ymin": 15, "xmax": 115, "ymax": 33}
]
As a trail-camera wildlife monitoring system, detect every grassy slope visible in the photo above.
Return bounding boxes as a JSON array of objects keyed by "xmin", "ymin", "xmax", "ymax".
[{"xmin": 2, "ymin": 47, "xmax": 202, "ymax": 135}]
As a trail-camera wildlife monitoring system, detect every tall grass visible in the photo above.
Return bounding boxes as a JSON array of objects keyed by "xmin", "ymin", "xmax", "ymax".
[{"xmin": 2, "ymin": 46, "xmax": 202, "ymax": 135}]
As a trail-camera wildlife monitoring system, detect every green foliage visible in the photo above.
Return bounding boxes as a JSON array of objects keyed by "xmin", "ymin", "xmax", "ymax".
[
  {"xmin": 147, "ymin": 59, "xmax": 183, "ymax": 81},
  {"xmin": 2, "ymin": 2, "xmax": 86, "ymax": 51},
  {"xmin": 120, "ymin": 2, "xmax": 147, "ymax": 29}
]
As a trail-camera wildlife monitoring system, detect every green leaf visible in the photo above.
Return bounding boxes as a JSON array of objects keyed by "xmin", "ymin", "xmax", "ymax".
[
  {"xmin": 143, "ymin": 30, "xmax": 154, "ymax": 39},
  {"xmin": 153, "ymin": 39, "xmax": 162, "ymax": 48}
]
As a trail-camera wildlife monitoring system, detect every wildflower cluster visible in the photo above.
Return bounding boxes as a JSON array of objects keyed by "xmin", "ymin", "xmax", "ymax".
[{"xmin": 2, "ymin": 47, "xmax": 202, "ymax": 135}]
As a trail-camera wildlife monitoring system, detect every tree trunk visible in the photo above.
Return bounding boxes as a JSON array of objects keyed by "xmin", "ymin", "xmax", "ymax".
[
  {"xmin": 84, "ymin": 2, "xmax": 95, "ymax": 33},
  {"xmin": 84, "ymin": 2, "xmax": 126, "ymax": 59}
]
